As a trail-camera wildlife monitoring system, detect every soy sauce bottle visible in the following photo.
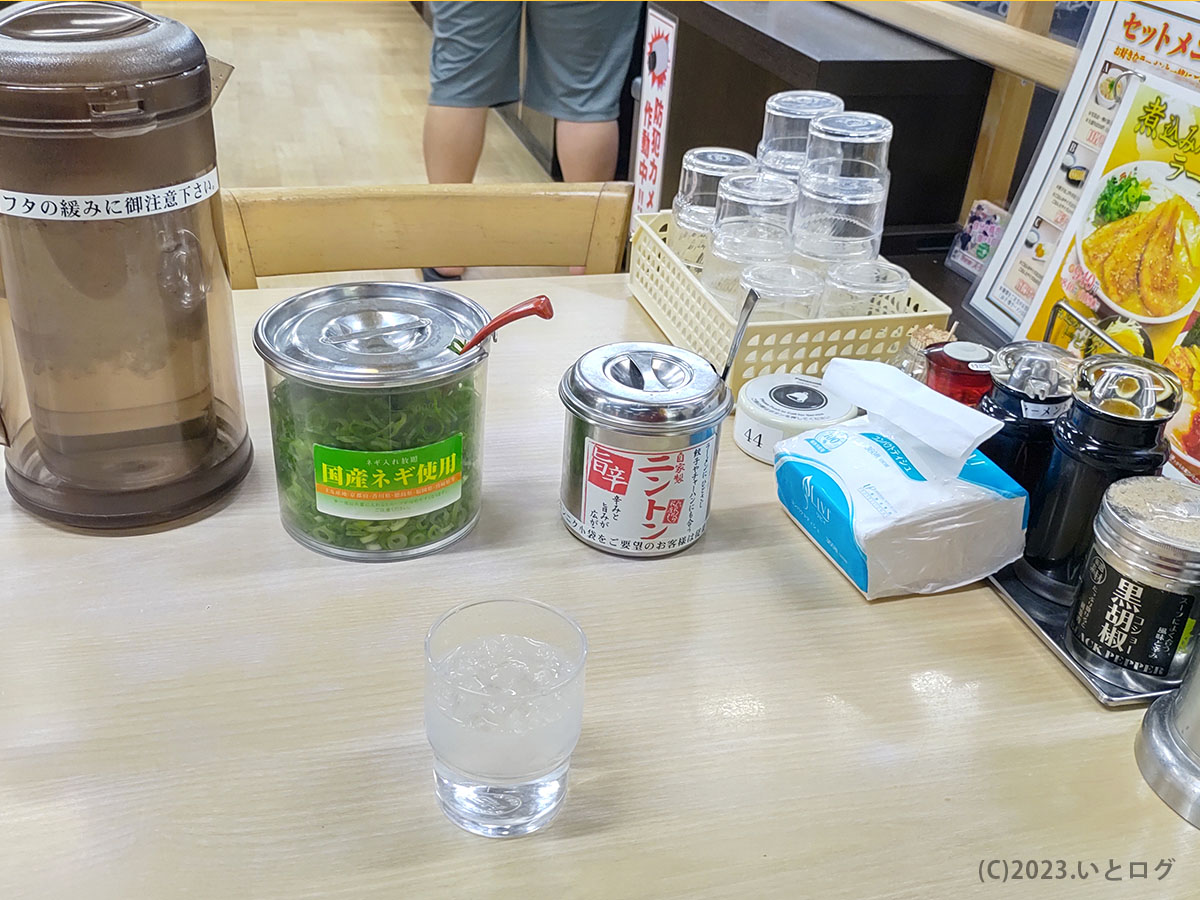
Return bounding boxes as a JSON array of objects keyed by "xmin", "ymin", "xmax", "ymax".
[
  {"xmin": 1016, "ymin": 356, "xmax": 1181, "ymax": 604},
  {"xmin": 978, "ymin": 341, "xmax": 1078, "ymax": 495}
]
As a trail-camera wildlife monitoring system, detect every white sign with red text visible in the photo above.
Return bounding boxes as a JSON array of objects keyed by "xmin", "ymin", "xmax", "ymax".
[
  {"xmin": 564, "ymin": 436, "xmax": 716, "ymax": 556},
  {"xmin": 633, "ymin": 7, "xmax": 677, "ymax": 219}
]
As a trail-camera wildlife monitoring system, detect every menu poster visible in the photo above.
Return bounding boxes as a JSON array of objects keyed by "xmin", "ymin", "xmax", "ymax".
[
  {"xmin": 967, "ymin": 2, "xmax": 1200, "ymax": 334},
  {"xmin": 1013, "ymin": 73, "xmax": 1200, "ymax": 483}
]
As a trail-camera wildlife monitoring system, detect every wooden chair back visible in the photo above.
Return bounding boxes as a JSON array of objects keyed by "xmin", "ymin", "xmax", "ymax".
[{"xmin": 220, "ymin": 182, "xmax": 634, "ymax": 289}]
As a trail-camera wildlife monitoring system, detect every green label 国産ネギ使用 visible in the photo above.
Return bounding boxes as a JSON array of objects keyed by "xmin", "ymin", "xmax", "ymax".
[{"xmin": 312, "ymin": 433, "xmax": 463, "ymax": 520}]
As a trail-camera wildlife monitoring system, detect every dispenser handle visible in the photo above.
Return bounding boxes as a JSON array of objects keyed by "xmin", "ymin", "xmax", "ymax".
[
  {"xmin": 0, "ymin": 1, "xmax": 158, "ymax": 32},
  {"xmin": 0, "ymin": 262, "xmax": 8, "ymax": 448}
]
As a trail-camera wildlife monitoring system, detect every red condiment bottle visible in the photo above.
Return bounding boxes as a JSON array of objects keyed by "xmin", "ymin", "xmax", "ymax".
[{"xmin": 923, "ymin": 341, "xmax": 995, "ymax": 406}]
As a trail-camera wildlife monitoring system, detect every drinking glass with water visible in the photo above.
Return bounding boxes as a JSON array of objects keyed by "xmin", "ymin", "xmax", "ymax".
[{"xmin": 425, "ymin": 598, "xmax": 587, "ymax": 837}]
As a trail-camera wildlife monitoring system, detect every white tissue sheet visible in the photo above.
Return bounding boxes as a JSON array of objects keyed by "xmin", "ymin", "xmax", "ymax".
[{"xmin": 774, "ymin": 359, "xmax": 1028, "ymax": 599}]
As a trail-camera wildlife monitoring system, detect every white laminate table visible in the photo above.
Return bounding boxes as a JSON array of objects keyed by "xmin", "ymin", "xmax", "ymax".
[{"xmin": 0, "ymin": 275, "xmax": 1195, "ymax": 899}]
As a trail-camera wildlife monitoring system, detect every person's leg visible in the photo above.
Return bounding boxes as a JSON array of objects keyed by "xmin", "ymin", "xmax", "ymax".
[
  {"xmin": 525, "ymin": 1, "xmax": 640, "ymax": 177},
  {"xmin": 525, "ymin": 2, "xmax": 642, "ymax": 271},
  {"xmin": 424, "ymin": 2, "xmax": 522, "ymax": 276},
  {"xmin": 554, "ymin": 119, "xmax": 620, "ymax": 182},
  {"xmin": 423, "ymin": 106, "xmax": 488, "ymax": 184}
]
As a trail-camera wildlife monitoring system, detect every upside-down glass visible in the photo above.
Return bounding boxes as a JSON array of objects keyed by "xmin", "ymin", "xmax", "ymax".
[
  {"xmin": 739, "ymin": 263, "xmax": 824, "ymax": 321},
  {"xmin": 819, "ymin": 260, "xmax": 911, "ymax": 318},
  {"xmin": 792, "ymin": 158, "xmax": 890, "ymax": 275},
  {"xmin": 806, "ymin": 111, "xmax": 895, "ymax": 171},
  {"xmin": 702, "ymin": 172, "xmax": 799, "ymax": 313},
  {"xmin": 757, "ymin": 90, "xmax": 844, "ymax": 182},
  {"xmin": 425, "ymin": 598, "xmax": 587, "ymax": 838},
  {"xmin": 668, "ymin": 147, "xmax": 757, "ymax": 273}
]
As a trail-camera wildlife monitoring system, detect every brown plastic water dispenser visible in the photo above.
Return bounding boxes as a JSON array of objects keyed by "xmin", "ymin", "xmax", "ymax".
[{"xmin": 0, "ymin": 1, "xmax": 251, "ymax": 527}]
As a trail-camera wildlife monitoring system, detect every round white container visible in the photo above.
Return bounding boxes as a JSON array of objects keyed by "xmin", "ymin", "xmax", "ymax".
[{"xmin": 733, "ymin": 373, "xmax": 857, "ymax": 463}]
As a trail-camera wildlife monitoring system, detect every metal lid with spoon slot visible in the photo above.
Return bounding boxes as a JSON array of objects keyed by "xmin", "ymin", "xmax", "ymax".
[
  {"xmin": 1073, "ymin": 356, "xmax": 1180, "ymax": 422},
  {"xmin": 991, "ymin": 341, "xmax": 1078, "ymax": 402},
  {"xmin": 253, "ymin": 282, "xmax": 491, "ymax": 388},
  {"xmin": 559, "ymin": 342, "xmax": 732, "ymax": 435}
]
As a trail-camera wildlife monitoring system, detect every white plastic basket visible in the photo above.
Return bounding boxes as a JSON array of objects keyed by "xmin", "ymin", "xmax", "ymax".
[{"xmin": 629, "ymin": 211, "xmax": 952, "ymax": 394}]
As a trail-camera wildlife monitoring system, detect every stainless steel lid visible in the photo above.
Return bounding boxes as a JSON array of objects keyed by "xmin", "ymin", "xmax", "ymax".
[
  {"xmin": 559, "ymin": 342, "xmax": 732, "ymax": 434},
  {"xmin": 1074, "ymin": 356, "xmax": 1181, "ymax": 422},
  {"xmin": 253, "ymin": 282, "xmax": 491, "ymax": 389},
  {"xmin": 1099, "ymin": 477, "xmax": 1200, "ymax": 575},
  {"xmin": 991, "ymin": 340, "xmax": 1078, "ymax": 401},
  {"xmin": 0, "ymin": 1, "xmax": 210, "ymax": 134}
]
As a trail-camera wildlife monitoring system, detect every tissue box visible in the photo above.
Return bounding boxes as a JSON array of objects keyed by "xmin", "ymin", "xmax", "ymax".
[
  {"xmin": 775, "ymin": 424, "xmax": 1028, "ymax": 599},
  {"xmin": 773, "ymin": 359, "xmax": 1028, "ymax": 600}
]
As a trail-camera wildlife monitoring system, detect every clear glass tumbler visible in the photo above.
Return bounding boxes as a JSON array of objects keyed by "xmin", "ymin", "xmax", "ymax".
[
  {"xmin": 792, "ymin": 157, "xmax": 890, "ymax": 276},
  {"xmin": 740, "ymin": 263, "xmax": 825, "ymax": 321},
  {"xmin": 669, "ymin": 146, "xmax": 758, "ymax": 273},
  {"xmin": 819, "ymin": 259, "xmax": 911, "ymax": 318},
  {"xmin": 757, "ymin": 90, "xmax": 844, "ymax": 182},
  {"xmin": 425, "ymin": 598, "xmax": 587, "ymax": 838},
  {"xmin": 806, "ymin": 111, "xmax": 894, "ymax": 171},
  {"xmin": 702, "ymin": 172, "xmax": 799, "ymax": 314}
]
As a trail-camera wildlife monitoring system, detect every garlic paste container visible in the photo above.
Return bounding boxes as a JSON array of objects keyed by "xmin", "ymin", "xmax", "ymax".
[{"xmin": 559, "ymin": 343, "xmax": 732, "ymax": 557}]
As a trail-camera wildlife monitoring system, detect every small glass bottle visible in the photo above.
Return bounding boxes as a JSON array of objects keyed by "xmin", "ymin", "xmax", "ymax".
[{"xmin": 923, "ymin": 341, "xmax": 995, "ymax": 405}]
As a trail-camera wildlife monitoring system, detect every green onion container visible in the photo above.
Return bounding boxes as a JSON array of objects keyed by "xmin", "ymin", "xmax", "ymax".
[{"xmin": 253, "ymin": 282, "xmax": 490, "ymax": 561}]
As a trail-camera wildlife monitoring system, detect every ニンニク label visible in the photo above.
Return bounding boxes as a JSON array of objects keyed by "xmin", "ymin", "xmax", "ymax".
[
  {"xmin": 0, "ymin": 167, "xmax": 219, "ymax": 222},
  {"xmin": 1071, "ymin": 548, "xmax": 1196, "ymax": 677},
  {"xmin": 564, "ymin": 436, "xmax": 716, "ymax": 554},
  {"xmin": 312, "ymin": 433, "xmax": 462, "ymax": 520}
]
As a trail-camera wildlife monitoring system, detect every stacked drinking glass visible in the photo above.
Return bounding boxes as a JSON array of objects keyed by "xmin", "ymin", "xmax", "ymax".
[
  {"xmin": 757, "ymin": 90, "xmax": 844, "ymax": 183},
  {"xmin": 668, "ymin": 147, "xmax": 758, "ymax": 273},
  {"xmin": 793, "ymin": 111, "xmax": 894, "ymax": 276},
  {"xmin": 665, "ymin": 90, "xmax": 911, "ymax": 320},
  {"xmin": 700, "ymin": 171, "xmax": 799, "ymax": 313}
]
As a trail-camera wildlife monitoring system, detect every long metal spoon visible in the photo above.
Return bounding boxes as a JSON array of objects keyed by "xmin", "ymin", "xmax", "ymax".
[{"xmin": 720, "ymin": 288, "xmax": 760, "ymax": 383}]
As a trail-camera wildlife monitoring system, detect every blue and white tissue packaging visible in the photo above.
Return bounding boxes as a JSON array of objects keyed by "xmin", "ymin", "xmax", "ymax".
[{"xmin": 774, "ymin": 359, "xmax": 1028, "ymax": 600}]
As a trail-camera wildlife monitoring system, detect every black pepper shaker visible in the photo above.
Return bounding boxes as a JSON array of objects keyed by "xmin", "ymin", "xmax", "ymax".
[
  {"xmin": 978, "ymin": 341, "xmax": 1079, "ymax": 495},
  {"xmin": 1017, "ymin": 356, "xmax": 1182, "ymax": 604},
  {"xmin": 1067, "ymin": 477, "xmax": 1200, "ymax": 693}
]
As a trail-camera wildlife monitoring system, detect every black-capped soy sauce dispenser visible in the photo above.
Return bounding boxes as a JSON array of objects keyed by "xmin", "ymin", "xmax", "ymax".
[
  {"xmin": 1016, "ymin": 356, "xmax": 1181, "ymax": 604},
  {"xmin": 978, "ymin": 341, "xmax": 1079, "ymax": 495}
]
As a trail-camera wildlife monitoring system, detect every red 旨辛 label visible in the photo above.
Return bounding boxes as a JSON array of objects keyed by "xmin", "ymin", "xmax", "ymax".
[
  {"xmin": 565, "ymin": 436, "xmax": 717, "ymax": 555},
  {"xmin": 587, "ymin": 445, "xmax": 634, "ymax": 495}
]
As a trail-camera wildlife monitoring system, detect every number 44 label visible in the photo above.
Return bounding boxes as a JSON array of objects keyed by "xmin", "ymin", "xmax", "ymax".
[{"xmin": 735, "ymin": 421, "xmax": 785, "ymax": 463}]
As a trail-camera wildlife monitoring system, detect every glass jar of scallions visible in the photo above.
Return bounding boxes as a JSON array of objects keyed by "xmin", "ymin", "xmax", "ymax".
[{"xmin": 254, "ymin": 283, "xmax": 490, "ymax": 561}]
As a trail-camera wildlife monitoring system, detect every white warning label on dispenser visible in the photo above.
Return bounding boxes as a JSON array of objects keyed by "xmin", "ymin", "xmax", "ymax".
[{"xmin": 0, "ymin": 167, "xmax": 219, "ymax": 221}]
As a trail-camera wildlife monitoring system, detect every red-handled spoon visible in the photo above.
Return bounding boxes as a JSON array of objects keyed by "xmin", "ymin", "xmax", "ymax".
[{"xmin": 451, "ymin": 294, "xmax": 554, "ymax": 355}]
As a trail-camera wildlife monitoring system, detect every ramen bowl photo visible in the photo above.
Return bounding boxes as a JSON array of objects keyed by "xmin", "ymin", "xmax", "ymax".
[
  {"xmin": 1072, "ymin": 160, "xmax": 1200, "ymax": 326},
  {"xmin": 1095, "ymin": 72, "xmax": 1126, "ymax": 110},
  {"xmin": 1165, "ymin": 335, "xmax": 1200, "ymax": 481}
]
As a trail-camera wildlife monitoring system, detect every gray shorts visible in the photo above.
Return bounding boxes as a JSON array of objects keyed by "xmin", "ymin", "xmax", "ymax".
[{"xmin": 428, "ymin": 2, "xmax": 642, "ymax": 123}]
